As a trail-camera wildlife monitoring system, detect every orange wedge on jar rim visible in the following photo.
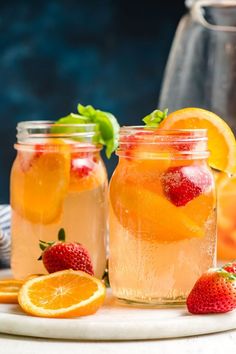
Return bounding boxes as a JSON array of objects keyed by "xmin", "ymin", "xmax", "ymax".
[
  {"xmin": 159, "ymin": 108, "xmax": 236, "ymax": 176},
  {"xmin": 0, "ymin": 279, "xmax": 24, "ymax": 303},
  {"xmin": 18, "ymin": 270, "xmax": 106, "ymax": 318}
]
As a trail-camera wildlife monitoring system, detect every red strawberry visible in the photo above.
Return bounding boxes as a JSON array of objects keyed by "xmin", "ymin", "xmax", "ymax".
[
  {"xmin": 38, "ymin": 228, "xmax": 94, "ymax": 276},
  {"xmin": 120, "ymin": 131, "xmax": 153, "ymax": 158},
  {"xmin": 71, "ymin": 153, "xmax": 94, "ymax": 178},
  {"xmin": 223, "ymin": 261, "xmax": 236, "ymax": 275},
  {"xmin": 19, "ymin": 144, "xmax": 45, "ymax": 172},
  {"xmin": 187, "ymin": 268, "xmax": 236, "ymax": 314},
  {"xmin": 161, "ymin": 165, "xmax": 213, "ymax": 207},
  {"xmin": 34, "ymin": 144, "xmax": 45, "ymax": 157}
]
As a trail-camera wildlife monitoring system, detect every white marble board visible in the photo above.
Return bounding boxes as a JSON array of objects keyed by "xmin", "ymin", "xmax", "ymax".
[{"xmin": 1, "ymin": 291, "xmax": 236, "ymax": 340}]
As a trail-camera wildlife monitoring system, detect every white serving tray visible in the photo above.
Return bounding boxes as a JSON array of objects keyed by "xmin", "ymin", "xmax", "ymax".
[{"xmin": 0, "ymin": 270, "xmax": 236, "ymax": 341}]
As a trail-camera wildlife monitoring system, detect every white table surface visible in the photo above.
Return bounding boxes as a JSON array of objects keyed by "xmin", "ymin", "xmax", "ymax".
[
  {"xmin": 1, "ymin": 269, "xmax": 236, "ymax": 353},
  {"xmin": 0, "ymin": 330, "xmax": 236, "ymax": 354}
]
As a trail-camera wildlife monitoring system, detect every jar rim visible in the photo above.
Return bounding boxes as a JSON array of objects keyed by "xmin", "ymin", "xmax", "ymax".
[
  {"xmin": 16, "ymin": 120, "xmax": 99, "ymax": 147},
  {"xmin": 17, "ymin": 121, "xmax": 97, "ymax": 129},
  {"xmin": 118, "ymin": 126, "xmax": 209, "ymax": 159},
  {"xmin": 120, "ymin": 126, "xmax": 207, "ymax": 134}
]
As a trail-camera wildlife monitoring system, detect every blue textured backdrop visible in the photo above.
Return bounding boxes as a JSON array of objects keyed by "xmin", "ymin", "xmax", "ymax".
[{"xmin": 0, "ymin": 0, "xmax": 185, "ymax": 203}]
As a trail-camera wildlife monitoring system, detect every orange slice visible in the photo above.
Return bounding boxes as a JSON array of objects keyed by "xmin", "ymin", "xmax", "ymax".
[
  {"xmin": 0, "ymin": 279, "xmax": 24, "ymax": 303},
  {"xmin": 11, "ymin": 143, "xmax": 70, "ymax": 224},
  {"xmin": 110, "ymin": 183, "xmax": 204, "ymax": 242},
  {"xmin": 24, "ymin": 274, "xmax": 44, "ymax": 281},
  {"xmin": 217, "ymin": 175, "xmax": 236, "ymax": 260},
  {"xmin": 18, "ymin": 270, "xmax": 106, "ymax": 318},
  {"xmin": 159, "ymin": 108, "xmax": 236, "ymax": 175}
]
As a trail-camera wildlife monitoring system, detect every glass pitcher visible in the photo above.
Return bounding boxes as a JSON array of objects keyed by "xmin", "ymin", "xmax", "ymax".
[{"xmin": 159, "ymin": 0, "xmax": 236, "ymax": 260}]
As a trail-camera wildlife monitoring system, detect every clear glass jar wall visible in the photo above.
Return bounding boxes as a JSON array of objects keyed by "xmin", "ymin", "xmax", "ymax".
[
  {"xmin": 109, "ymin": 127, "xmax": 216, "ymax": 305},
  {"xmin": 10, "ymin": 121, "xmax": 108, "ymax": 278}
]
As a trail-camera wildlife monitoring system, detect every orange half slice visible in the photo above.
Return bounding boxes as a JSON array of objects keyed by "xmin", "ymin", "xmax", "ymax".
[
  {"xmin": 0, "ymin": 279, "xmax": 24, "ymax": 303},
  {"xmin": 18, "ymin": 270, "xmax": 106, "ymax": 318},
  {"xmin": 159, "ymin": 107, "xmax": 236, "ymax": 175}
]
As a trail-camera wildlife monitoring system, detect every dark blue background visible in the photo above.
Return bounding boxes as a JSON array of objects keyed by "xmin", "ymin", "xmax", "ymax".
[{"xmin": 0, "ymin": 0, "xmax": 185, "ymax": 203}]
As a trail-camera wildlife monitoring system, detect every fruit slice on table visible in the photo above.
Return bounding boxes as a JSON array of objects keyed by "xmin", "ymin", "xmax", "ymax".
[
  {"xmin": 110, "ymin": 183, "xmax": 204, "ymax": 242},
  {"xmin": 18, "ymin": 270, "xmax": 105, "ymax": 318},
  {"xmin": 0, "ymin": 279, "xmax": 24, "ymax": 303},
  {"xmin": 159, "ymin": 107, "xmax": 236, "ymax": 175},
  {"xmin": 11, "ymin": 143, "xmax": 70, "ymax": 224}
]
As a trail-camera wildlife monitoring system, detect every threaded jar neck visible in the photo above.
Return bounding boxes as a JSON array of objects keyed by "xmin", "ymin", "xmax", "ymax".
[
  {"xmin": 117, "ymin": 126, "xmax": 209, "ymax": 160},
  {"xmin": 15, "ymin": 121, "xmax": 101, "ymax": 152}
]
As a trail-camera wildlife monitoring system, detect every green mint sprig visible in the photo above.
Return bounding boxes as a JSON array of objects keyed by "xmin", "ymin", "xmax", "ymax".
[
  {"xmin": 52, "ymin": 104, "xmax": 120, "ymax": 158},
  {"xmin": 142, "ymin": 108, "xmax": 168, "ymax": 128}
]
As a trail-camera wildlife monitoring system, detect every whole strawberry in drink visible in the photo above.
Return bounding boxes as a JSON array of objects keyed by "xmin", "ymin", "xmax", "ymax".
[
  {"xmin": 187, "ymin": 268, "xmax": 236, "ymax": 314},
  {"xmin": 39, "ymin": 228, "xmax": 94, "ymax": 276},
  {"xmin": 161, "ymin": 165, "xmax": 213, "ymax": 207}
]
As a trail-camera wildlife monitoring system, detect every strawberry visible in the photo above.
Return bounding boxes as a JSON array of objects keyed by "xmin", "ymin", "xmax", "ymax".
[
  {"xmin": 161, "ymin": 165, "xmax": 213, "ymax": 207},
  {"xmin": 71, "ymin": 153, "xmax": 94, "ymax": 178},
  {"xmin": 120, "ymin": 131, "xmax": 158, "ymax": 159},
  {"xmin": 19, "ymin": 144, "xmax": 45, "ymax": 172},
  {"xmin": 187, "ymin": 268, "xmax": 236, "ymax": 314},
  {"xmin": 38, "ymin": 229, "xmax": 94, "ymax": 276},
  {"xmin": 223, "ymin": 261, "xmax": 236, "ymax": 275}
]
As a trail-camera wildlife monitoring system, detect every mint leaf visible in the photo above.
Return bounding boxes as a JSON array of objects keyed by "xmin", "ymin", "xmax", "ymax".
[
  {"xmin": 51, "ymin": 113, "xmax": 91, "ymax": 135},
  {"xmin": 77, "ymin": 104, "xmax": 120, "ymax": 158},
  {"xmin": 52, "ymin": 104, "xmax": 120, "ymax": 158},
  {"xmin": 77, "ymin": 104, "xmax": 96, "ymax": 118},
  {"xmin": 142, "ymin": 108, "xmax": 168, "ymax": 128}
]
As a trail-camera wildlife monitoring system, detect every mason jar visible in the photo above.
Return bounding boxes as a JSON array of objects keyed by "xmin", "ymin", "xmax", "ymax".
[
  {"xmin": 11, "ymin": 121, "xmax": 107, "ymax": 279},
  {"xmin": 109, "ymin": 127, "xmax": 216, "ymax": 305}
]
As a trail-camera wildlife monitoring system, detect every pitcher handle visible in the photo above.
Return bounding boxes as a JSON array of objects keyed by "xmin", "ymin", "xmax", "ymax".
[{"xmin": 191, "ymin": 0, "xmax": 236, "ymax": 32}]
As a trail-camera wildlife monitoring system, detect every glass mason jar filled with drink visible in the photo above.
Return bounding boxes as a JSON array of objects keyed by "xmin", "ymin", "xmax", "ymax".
[
  {"xmin": 109, "ymin": 127, "xmax": 216, "ymax": 305},
  {"xmin": 11, "ymin": 121, "xmax": 108, "ymax": 279}
]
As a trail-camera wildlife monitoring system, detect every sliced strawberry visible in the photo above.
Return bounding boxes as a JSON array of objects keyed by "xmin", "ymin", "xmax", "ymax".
[
  {"xmin": 161, "ymin": 165, "xmax": 213, "ymax": 207},
  {"xmin": 173, "ymin": 140, "xmax": 206, "ymax": 153},
  {"xmin": 71, "ymin": 154, "xmax": 95, "ymax": 178},
  {"xmin": 19, "ymin": 144, "xmax": 45, "ymax": 172},
  {"xmin": 34, "ymin": 144, "xmax": 45, "ymax": 157},
  {"xmin": 173, "ymin": 141, "xmax": 194, "ymax": 152},
  {"xmin": 187, "ymin": 268, "xmax": 236, "ymax": 314},
  {"xmin": 120, "ymin": 131, "xmax": 158, "ymax": 158},
  {"xmin": 18, "ymin": 151, "xmax": 35, "ymax": 172}
]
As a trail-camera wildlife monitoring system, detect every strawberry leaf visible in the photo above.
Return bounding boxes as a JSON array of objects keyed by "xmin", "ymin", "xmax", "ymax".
[
  {"xmin": 58, "ymin": 228, "xmax": 66, "ymax": 242},
  {"xmin": 217, "ymin": 268, "xmax": 236, "ymax": 281}
]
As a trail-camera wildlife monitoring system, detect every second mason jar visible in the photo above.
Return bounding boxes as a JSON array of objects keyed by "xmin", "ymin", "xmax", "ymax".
[
  {"xmin": 109, "ymin": 127, "xmax": 216, "ymax": 305},
  {"xmin": 11, "ymin": 121, "xmax": 108, "ymax": 279}
]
